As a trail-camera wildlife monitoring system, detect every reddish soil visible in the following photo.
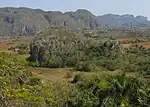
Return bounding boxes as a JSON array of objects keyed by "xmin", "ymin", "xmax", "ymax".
[
  {"xmin": 0, "ymin": 42, "xmax": 8, "ymax": 49},
  {"xmin": 116, "ymin": 37, "xmax": 136, "ymax": 41},
  {"xmin": 143, "ymin": 42, "xmax": 150, "ymax": 48},
  {"xmin": 0, "ymin": 41, "xmax": 14, "ymax": 50}
]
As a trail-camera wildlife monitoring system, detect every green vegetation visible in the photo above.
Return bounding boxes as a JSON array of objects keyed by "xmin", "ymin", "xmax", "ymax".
[
  {"xmin": 29, "ymin": 28, "xmax": 150, "ymax": 75},
  {"xmin": 0, "ymin": 53, "xmax": 58, "ymax": 106},
  {"xmin": 0, "ymin": 28, "xmax": 149, "ymax": 107},
  {"xmin": 68, "ymin": 72, "xmax": 150, "ymax": 107}
]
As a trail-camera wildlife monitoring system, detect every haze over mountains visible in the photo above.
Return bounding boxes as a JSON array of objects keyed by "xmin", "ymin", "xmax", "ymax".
[{"xmin": 0, "ymin": 7, "xmax": 150, "ymax": 36}]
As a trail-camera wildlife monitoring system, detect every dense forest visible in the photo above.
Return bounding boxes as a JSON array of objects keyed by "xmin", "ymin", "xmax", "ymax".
[{"xmin": 0, "ymin": 28, "xmax": 150, "ymax": 107}]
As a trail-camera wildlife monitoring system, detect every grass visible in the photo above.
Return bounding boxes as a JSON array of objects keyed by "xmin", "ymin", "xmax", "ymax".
[{"xmin": 28, "ymin": 67, "xmax": 74, "ymax": 83}]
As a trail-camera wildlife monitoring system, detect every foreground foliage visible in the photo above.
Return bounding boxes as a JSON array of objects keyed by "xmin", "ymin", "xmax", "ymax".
[
  {"xmin": 0, "ymin": 53, "xmax": 57, "ymax": 106},
  {"xmin": 67, "ymin": 73, "xmax": 150, "ymax": 107}
]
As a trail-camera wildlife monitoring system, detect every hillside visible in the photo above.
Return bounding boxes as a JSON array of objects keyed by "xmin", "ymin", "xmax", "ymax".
[
  {"xmin": 0, "ymin": 7, "xmax": 150, "ymax": 35},
  {"xmin": 0, "ymin": 7, "xmax": 49, "ymax": 36}
]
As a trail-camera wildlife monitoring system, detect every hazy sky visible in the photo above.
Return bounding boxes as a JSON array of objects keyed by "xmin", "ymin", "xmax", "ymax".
[{"xmin": 1, "ymin": 0, "xmax": 150, "ymax": 18}]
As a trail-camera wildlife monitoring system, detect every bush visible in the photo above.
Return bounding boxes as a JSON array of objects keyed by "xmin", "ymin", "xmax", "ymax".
[
  {"xmin": 76, "ymin": 61, "xmax": 97, "ymax": 72},
  {"xmin": 82, "ymin": 62, "xmax": 97, "ymax": 72},
  {"xmin": 28, "ymin": 61, "xmax": 40, "ymax": 67},
  {"xmin": 18, "ymin": 50, "xmax": 28, "ymax": 55},
  {"xmin": 67, "ymin": 73, "xmax": 150, "ymax": 107},
  {"xmin": 28, "ymin": 77, "xmax": 42, "ymax": 86}
]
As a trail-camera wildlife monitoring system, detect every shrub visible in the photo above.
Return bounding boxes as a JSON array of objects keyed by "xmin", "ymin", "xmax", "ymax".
[
  {"xmin": 75, "ymin": 61, "xmax": 97, "ymax": 72},
  {"xmin": 18, "ymin": 50, "xmax": 28, "ymax": 55},
  {"xmin": 28, "ymin": 61, "xmax": 40, "ymax": 67},
  {"xmin": 67, "ymin": 73, "xmax": 150, "ymax": 107},
  {"xmin": 28, "ymin": 77, "xmax": 42, "ymax": 86}
]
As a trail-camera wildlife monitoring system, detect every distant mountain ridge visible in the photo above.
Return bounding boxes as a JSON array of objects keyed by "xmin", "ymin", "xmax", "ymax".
[
  {"xmin": 98, "ymin": 14, "xmax": 150, "ymax": 28},
  {"xmin": 0, "ymin": 7, "xmax": 150, "ymax": 35}
]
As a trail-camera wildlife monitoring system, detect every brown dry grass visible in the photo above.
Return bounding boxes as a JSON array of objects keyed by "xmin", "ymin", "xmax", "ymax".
[{"xmin": 121, "ymin": 44, "xmax": 132, "ymax": 48}]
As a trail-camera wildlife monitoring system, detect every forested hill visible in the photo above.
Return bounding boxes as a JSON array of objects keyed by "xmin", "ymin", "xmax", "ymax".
[{"xmin": 0, "ymin": 7, "xmax": 150, "ymax": 36}]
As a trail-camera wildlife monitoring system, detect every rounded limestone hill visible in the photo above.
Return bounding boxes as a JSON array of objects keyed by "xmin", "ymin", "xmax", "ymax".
[{"xmin": 28, "ymin": 27, "xmax": 88, "ymax": 68}]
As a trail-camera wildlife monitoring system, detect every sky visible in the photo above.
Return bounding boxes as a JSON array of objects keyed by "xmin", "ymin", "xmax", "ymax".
[{"xmin": 0, "ymin": 0, "xmax": 150, "ymax": 19}]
